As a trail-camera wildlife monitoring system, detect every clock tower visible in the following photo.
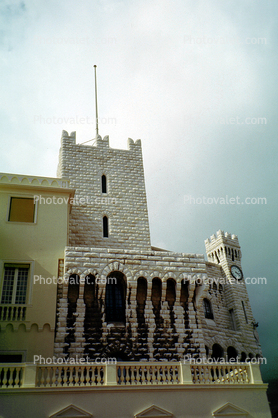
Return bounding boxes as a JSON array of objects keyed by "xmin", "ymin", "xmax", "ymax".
[{"xmin": 205, "ymin": 230, "xmax": 260, "ymax": 355}]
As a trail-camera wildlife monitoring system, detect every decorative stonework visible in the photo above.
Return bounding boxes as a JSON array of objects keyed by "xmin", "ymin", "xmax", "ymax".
[{"xmin": 54, "ymin": 244, "xmax": 261, "ymax": 361}]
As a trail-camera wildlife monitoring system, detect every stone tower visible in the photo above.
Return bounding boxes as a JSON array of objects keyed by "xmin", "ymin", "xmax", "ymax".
[
  {"xmin": 205, "ymin": 230, "xmax": 259, "ymax": 357},
  {"xmin": 57, "ymin": 131, "xmax": 151, "ymax": 250}
]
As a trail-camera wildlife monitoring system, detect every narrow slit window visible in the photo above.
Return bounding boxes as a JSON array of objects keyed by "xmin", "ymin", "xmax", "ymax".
[
  {"xmin": 203, "ymin": 298, "xmax": 214, "ymax": 320},
  {"xmin": 103, "ymin": 216, "xmax": 108, "ymax": 237},
  {"xmin": 242, "ymin": 301, "xmax": 248, "ymax": 323},
  {"xmin": 101, "ymin": 175, "xmax": 107, "ymax": 193},
  {"xmin": 229, "ymin": 308, "xmax": 237, "ymax": 330}
]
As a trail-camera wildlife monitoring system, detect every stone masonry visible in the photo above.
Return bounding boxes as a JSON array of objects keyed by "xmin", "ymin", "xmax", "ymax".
[
  {"xmin": 54, "ymin": 131, "xmax": 262, "ymax": 363},
  {"xmin": 57, "ymin": 131, "xmax": 151, "ymax": 250}
]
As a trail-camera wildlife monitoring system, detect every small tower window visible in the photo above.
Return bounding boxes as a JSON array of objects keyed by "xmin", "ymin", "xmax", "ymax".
[
  {"xmin": 242, "ymin": 301, "xmax": 248, "ymax": 323},
  {"xmin": 203, "ymin": 298, "xmax": 214, "ymax": 319},
  {"xmin": 103, "ymin": 216, "xmax": 108, "ymax": 237},
  {"xmin": 229, "ymin": 308, "xmax": 237, "ymax": 330},
  {"xmin": 101, "ymin": 175, "xmax": 107, "ymax": 193}
]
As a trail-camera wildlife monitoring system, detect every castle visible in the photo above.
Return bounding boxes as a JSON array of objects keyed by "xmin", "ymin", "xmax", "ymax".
[{"xmin": 0, "ymin": 130, "xmax": 271, "ymax": 417}]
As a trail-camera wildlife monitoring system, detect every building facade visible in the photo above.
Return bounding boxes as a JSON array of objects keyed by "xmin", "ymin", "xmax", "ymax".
[{"xmin": 0, "ymin": 130, "xmax": 271, "ymax": 418}]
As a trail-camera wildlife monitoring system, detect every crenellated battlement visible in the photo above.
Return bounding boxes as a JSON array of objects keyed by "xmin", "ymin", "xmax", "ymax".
[
  {"xmin": 60, "ymin": 130, "xmax": 142, "ymax": 152},
  {"xmin": 205, "ymin": 230, "xmax": 239, "ymax": 247},
  {"xmin": 205, "ymin": 230, "xmax": 241, "ymax": 264}
]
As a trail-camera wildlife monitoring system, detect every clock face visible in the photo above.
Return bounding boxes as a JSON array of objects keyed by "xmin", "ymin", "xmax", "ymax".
[{"xmin": 230, "ymin": 265, "xmax": 243, "ymax": 280}]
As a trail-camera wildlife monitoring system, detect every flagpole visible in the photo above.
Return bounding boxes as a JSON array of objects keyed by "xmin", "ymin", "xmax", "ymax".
[{"xmin": 94, "ymin": 65, "xmax": 99, "ymax": 137}]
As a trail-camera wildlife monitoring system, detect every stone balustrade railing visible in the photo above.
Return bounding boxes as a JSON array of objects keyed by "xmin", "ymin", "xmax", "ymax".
[
  {"xmin": 190, "ymin": 363, "xmax": 250, "ymax": 384},
  {"xmin": 36, "ymin": 364, "xmax": 105, "ymax": 387},
  {"xmin": 0, "ymin": 305, "xmax": 26, "ymax": 321},
  {"xmin": 0, "ymin": 361, "xmax": 263, "ymax": 389},
  {"xmin": 117, "ymin": 362, "xmax": 181, "ymax": 385}
]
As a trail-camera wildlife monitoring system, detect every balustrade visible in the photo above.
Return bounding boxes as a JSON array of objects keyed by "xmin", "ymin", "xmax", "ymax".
[
  {"xmin": 0, "ymin": 361, "xmax": 258, "ymax": 389},
  {"xmin": 0, "ymin": 305, "xmax": 26, "ymax": 321},
  {"xmin": 36, "ymin": 364, "xmax": 105, "ymax": 387}
]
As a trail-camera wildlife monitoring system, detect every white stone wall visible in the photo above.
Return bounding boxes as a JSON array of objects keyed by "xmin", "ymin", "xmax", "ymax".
[
  {"xmin": 54, "ymin": 247, "xmax": 207, "ymax": 360},
  {"xmin": 57, "ymin": 131, "xmax": 151, "ymax": 250},
  {"xmin": 54, "ymin": 245, "xmax": 262, "ymax": 362}
]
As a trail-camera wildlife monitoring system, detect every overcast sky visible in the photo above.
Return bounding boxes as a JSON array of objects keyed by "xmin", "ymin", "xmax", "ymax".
[{"xmin": 1, "ymin": 0, "xmax": 277, "ymax": 385}]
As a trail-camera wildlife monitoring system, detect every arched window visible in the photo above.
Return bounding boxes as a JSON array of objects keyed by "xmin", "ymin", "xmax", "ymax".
[
  {"xmin": 212, "ymin": 343, "xmax": 223, "ymax": 361},
  {"xmin": 166, "ymin": 279, "xmax": 176, "ymax": 307},
  {"xmin": 151, "ymin": 278, "xmax": 162, "ymax": 310},
  {"xmin": 68, "ymin": 275, "xmax": 80, "ymax": 308},
  {"xmin": 136, "ymin": 277, "xmax": 147, "ymax": 324},
  {"xmin": 101, "ymin": 175, "xmax": 107, "ymax": 193},
  {"xmin": 136, "ymin": 277, "xmax": 147, "ymax": 305},
  {"xmin": 65, "ymin": 274, "xmax": 80, "ymax": 354},
  {"xmin": 105, "ymin": 272, "xmax": 126, "ymax": 323},
  {"xmin": 227, "ymin": 346, "xmax": 238, "ymax": 362},
  {"xmin": 248, "ymin": 353, "xmax": 254, "ymax": 362},
  {"xmin": 84, "ymin": 274, "xmax": 95, "ymax": 306},
  {"xmin": 240, "ymin": 352, "xmax": 247, "ymax": 362},
  {"xmin": 180, "ymin": 280, "xmax": 189, "ymax": 305},
  {"xmin": 103, "ymin": 216, "xmax": 108, "ymax": 237},
  {"xmin": 203, "ymin": 298, "xmax": 214, "ymax": 319}
]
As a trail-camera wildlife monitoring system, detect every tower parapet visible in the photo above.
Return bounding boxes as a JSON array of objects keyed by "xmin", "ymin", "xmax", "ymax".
[{"xmin": 205, "ymin": 229, "xmax": 241, "ymax": 265}]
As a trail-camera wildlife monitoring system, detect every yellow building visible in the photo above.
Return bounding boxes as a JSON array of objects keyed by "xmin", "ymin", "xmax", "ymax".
[{"xmin": 0, "ymin": 173, "xmax": 73, "ymax": 362}]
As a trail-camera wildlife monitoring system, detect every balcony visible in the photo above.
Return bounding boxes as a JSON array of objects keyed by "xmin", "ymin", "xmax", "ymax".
[
  {"xmin": 0, "ymin": 305, "xmax": 26, "ymax": 321},
  {"xmin": 0, "ymin": 361, "xmax": 263, "ymax": 389}
]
